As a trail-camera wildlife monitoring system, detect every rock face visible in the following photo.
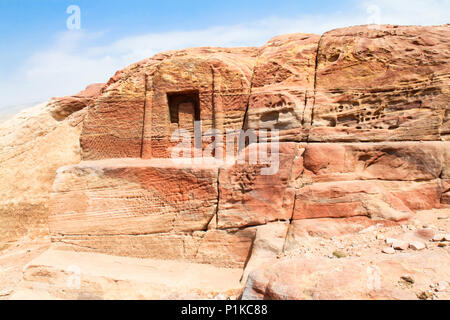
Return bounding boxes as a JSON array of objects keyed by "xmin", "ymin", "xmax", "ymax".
[
  {"xmin": 0, "ymin": 84, "xmax": 103, "ymax": 249},
  {"xmin": 3, "ymin": 24, "xmax": 449, "ymax": 299},
  {"xmin": 47, "ymin": 83, "xmax": 104, "ymax": 121},
  {"xmin": 311, "ymin": 25, "xmax": 449, "ymax": 142},
  {"xmin": 19, "ymin": 248, "xmax": 244, "ymax": 300},
  {"xmin": 242, "ymin": 251, "xmax": 450, "ymax": 300},
  {"xmin": 0, "ymin": 104, "xmax": 82, "ymax": 248},
  {"xmin": 80, "ymin": 48, "xmax": 257, "ymax": 160}
]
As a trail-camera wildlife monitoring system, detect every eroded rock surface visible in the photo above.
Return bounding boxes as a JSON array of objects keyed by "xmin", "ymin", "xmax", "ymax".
[
  {"xmin": 47, "ymin": 83, "xmax": 104, "ymax": 121},
  {"xmin": 243, "ymin": 209, "xmax": 450, "ymax": 300},
  {"xmin": 1, "ymin": 24, "xmax": 449, "ymax": 300},
  {"xmin": 0, "ymin": 102, "xmax": 85, "ymax": 248}
]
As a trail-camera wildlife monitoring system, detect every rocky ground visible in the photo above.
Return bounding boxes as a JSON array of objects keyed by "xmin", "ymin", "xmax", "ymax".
[
  {"xmin": 283, "ymin": 209, "xmax": 450, "ymax": 261},
  {"xmin": 242, "ymin": 208, "xmax": 450, "ymax": 300},
  {"xmin": 0, "ymin": 208, "xmax": 448, "ymax": 300},
  {"xmin": 0, "ymin": 236, "xmax": 50, "ymax": 300}
]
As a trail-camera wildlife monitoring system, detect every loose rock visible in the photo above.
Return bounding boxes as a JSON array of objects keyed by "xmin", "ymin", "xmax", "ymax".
[
  {"xmin": 409, "ymin": 241, "xmax": 426, "ymax": 251},
  {"xmin": 401, "ymin": 275, "xmax": 415, "ymax": 284},
  {"xmin": 434, "ymin": 282, "xmax": 448, "ymax": 292},
  {"xmin": 433, "ymin": 234, "xmax": 450, "ymax": 242},
  {"xmin": 415, "ymin": 228, "xmax": 435, "ymax": 240},
  {"xmin": 392, "ymin": 240, "xmax": 409, "ymax": 251},
  {"xmin": 385, "ymin": 238, "xmax": 396, "ymax": 245},
  {"xmin": 332, "ymin": 250, "xmax": 347, "ymax": 258},
  {"xmin": 376, "ymin": 234, "xmax": 385, "ymax": 241},
  {"xmin": 417, "ymin": 291, "xmax": 433, "ymax": 300},
  {"xmin": 382, "ymin": 247, "xmax": 395, "ymax": 254},
  {"xmin": 0, "ymin": 289, "xmax": 13, "ymax": 297}
]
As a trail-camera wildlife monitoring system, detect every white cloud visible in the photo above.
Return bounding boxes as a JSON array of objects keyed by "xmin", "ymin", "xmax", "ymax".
[
  {"xmin": 0, "ymin": 0, "xmax": 448, "ymax": 113},
  {"xmin": 361, "ymin": 0, "xmax": 450, "ymax": 25}
]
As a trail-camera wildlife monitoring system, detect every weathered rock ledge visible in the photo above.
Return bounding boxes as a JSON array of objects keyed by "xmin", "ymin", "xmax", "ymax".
[{"xmin": 3, "ymin": 24, "xmax": 449, "ymax": 300}]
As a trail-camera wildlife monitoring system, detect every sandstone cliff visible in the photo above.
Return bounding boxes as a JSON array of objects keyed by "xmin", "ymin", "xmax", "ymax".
[
  {"xmin": 1, "ymin": 24, "xmax": 449, "ymax": 300},
  {"xmin": 0, "ymin": 84, "xmax": 103, "ymax": 248}
]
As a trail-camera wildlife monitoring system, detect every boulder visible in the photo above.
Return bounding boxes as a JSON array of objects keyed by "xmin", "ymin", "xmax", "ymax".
[{"xmin": 47, "ymin": 83, "xmax": 104, "ymax": 120}]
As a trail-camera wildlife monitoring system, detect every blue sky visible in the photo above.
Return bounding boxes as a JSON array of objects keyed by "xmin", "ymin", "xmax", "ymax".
[{"xmin": 0, "ymin": 0, "xmax": 449, "ymax": 113}]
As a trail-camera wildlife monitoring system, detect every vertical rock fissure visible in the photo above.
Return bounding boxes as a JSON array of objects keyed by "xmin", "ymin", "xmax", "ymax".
[
  {"xmin": 281, "ymin": 165, "xmax": 299, "ymax": 253},
  {"xmin": 204, "ymin": 168, "xmax": 221, "ymax": 231},
  {"xmin": 240, "ymin": 235, "xmax": 256, "ymax": 282},
  {"xmin": 215, "ymin": 168, "xmax": 221, "ymax": 228},
  {"xmin": 211, "ymin": 66, "xmax": 216, "ymax": 130},
  {"xmin": 301, "ymin": 89, "xmax": 309, "ymax": 126},
  {"xmin": 241, "ymin": 52, "xmax": 261, "ymax": 132},
  {"xmin": 310, "ymin": 33, "xmax": 325, "ymax": 127},
  {"xmin": 139, "ymin": 74, "xmax": 148, "ymax": 158}
]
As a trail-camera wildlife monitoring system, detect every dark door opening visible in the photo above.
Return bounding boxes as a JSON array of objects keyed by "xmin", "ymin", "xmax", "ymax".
[{"xmin": 167, "ymin": 91, "xmax": 200, "ymax": 126}]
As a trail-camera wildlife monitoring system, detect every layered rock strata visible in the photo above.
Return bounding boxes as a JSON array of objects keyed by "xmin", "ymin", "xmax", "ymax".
[
  {"xmin": 43, "ymin": 25, "xmax": 450, "ymax": 296},
  {"xmin": 0, "ymin": 83, "xmax": 103, "ymax": 247}
]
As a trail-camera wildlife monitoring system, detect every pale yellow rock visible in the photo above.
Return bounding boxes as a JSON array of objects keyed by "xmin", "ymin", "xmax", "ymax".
[
  {"xmin": 19, "ymin": 248, "xmax": 243, "ymax": 300},
  {"xmin": 0, "ymin": 102, "xmax": 83, "ymax": 246}
]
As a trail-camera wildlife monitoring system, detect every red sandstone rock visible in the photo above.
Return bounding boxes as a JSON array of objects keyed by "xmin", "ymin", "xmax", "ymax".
[
  {"xmin": 415, "ymin": 228, "xmax": 436, "ymax": 240},
  {"xmin": 311, "ymin": 25, "xmax": 449, "ymax": 142},
  {"xmin": 33, "ymin": 24, "xmax": 450, "ymax": 299},
  {"xmin": 293, "ymin": 180, "xmax": 418, "ymax": 221},
  {"xmin": 78, "ymin": 25, "xmax": 450, "ymax": 159},
  {"xmin": 382, "ymin": 247, "xmax": 395, "ymax": 254},
  {"xmin": 246, "ymin": 33, "xmax": 320, "ymax": 141},
  {"xmin": 442, "ymin": 180, "xmax": 450, "ymax": 204},
  {"xmin": 50, "ymin": 159, "xmax": 219, "ymax": 236},
  {"xmin": 409, "ymin": 241, "xmax": 426, "ymax": 251},
  {"xmin": 303, "ymin": 142, "xmax": 447, "ymax": 182},
  {"xmin": 47, "ymin": 83, "xmax": 104, "ymax": 120},
  {"xmin": 241, "ymin": 222, "xmax": 289, "ymax": 283},
  {"xmin": 80, "ymin": 48, "xmax": 257, "ymax": 160},
  {"xmin": 392, "ymin": 239, "xmax": 409, "ymax": 250},
  {"xmin": 286, "ymin": 217, "xmax": 382, "ymax": 239},
  {"xmin": 217, "ymin": 142, "xmax": 304, "ymax": 229},
  {"xmin": 242, "ymin": 251, "xmax": 450, "ymax": 300}
]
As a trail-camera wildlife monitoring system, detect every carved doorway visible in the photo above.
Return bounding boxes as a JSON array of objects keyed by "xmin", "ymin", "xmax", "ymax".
[{"xmin": 167, "ymin": 91, "xmax": 200, "ymax": 134}]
